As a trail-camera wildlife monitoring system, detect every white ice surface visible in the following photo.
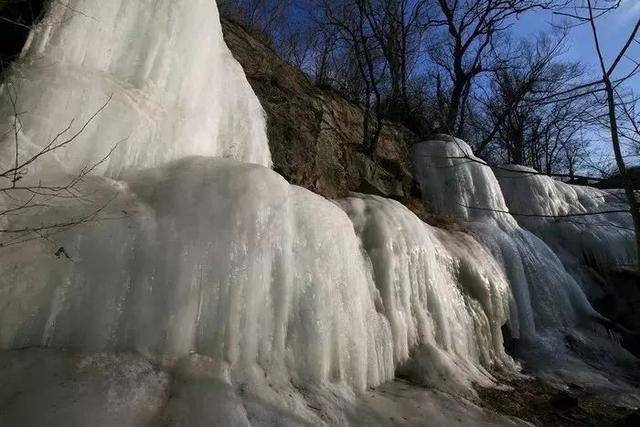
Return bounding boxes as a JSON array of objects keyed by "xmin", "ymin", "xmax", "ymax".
[
  {"xmin": 413, "ymin": 136, "xmax": 640, "ymax": 403},
  {"xmin": 0, "ymin": 158, "xmax": 394, "ymax": 393},
  {"xmin": 495, "ymin": 166, "xmax": 635, "ymax": 288},
  {"xmin": 413, "ymin": 137, "xmax": 597, "ymax": 337},
  {"xmin": 0, "ymin": 0, "xmax": 270, "ymax": 177},
  {"xmin": 0, "ymin": 348, "xmax": 528, "ymax": 427},
  {"xmin": 338, "ymin": 194, "xmax": 517, "ymax": 397}
]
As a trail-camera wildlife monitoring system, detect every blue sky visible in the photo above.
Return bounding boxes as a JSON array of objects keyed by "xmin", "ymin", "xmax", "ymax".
[
  {"xmin": 514, "ymin": 1, "xmax": 640, "ymax": 164},
  {"xmin": 286, "ymin": 1, "xmax": 640, "ymax": 165},
  {"xmin": 516, "ymin": 1, "xmax": 640, "ymax": 90}
]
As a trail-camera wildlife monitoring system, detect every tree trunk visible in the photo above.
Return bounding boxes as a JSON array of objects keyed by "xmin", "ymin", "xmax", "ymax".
[
  {"xmin": 447, "ymin": 79, "xmax": 464, "ymax": 133},
  {"xmin": 604, "ymin": 79, "xmax": 640, "ymax": 271}
]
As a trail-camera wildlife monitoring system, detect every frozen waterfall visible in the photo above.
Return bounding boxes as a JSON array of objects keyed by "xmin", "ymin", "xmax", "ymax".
[
  {"xmin": 412, "ymin": 136, "xmax": 597, "ymax": 339},
  {"xmin": 413, "ymin": 136, "xmax": 638, "ymax": 403},
  {"xmin": 0, "ymin": 1, "xmax": 638, "ymax": 425},
  {"xmin": 0, "ymin": 0, "xmax": 270, "ymax": 177},
  {"xmin": 496, "ymin": 165, "xmax": 636, "ymax": 292}
]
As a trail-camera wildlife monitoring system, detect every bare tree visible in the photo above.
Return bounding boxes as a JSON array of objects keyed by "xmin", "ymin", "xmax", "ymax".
[
  {"xmin": 485, "ymin": 0, "xmax": 640, "ymax": 269},
  {"xmin": 216, "ymin": 0, "xmax": 294, "ymax": 46},
  {"xmin": 355, "ymin": 0, "xmax": 428, "ymax": 118},
  {"xmin": 0, "ymin": 87, "xmax": 121, "ymax": 248},
  {"xmin": 472, "ymin": 32, "xmax": 597, "ymax": 175},
  {"xmin": 429, "ymin": 0, "xmax": 560, "ymax": 136},
  {"xmin": 309, "ymin": 0, "xmax": 390, "ymax": 155}
]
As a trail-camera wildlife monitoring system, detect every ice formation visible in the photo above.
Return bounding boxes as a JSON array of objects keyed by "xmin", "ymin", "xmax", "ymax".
[
  {"xmin": 495, "ymin": 166, "xmax": 635, "ymax": 287},
  {"xmin": 1, "ymin": 157, "xmax": 389, "ymax": 379},
  {"xmin": 338, "ymin": 194, "xmax": 517, "ymax": 397},
  {"xmin": 413, "ymin": 137, "xmax": 639, "ymax": 402},
  {"xmin": 0, "ymin": 154, "xmax": 528, "ymax": 423},
  {"xmin": 412, "ymin": 136, "xmax": 599, "ymax": 339},
  {"xmin": 0, "ymin": 0, "xmax": 270, "ymax": 177},
  {"xmin": 0, "ymin": 0, "xmax": 638, "ymax": 425}
]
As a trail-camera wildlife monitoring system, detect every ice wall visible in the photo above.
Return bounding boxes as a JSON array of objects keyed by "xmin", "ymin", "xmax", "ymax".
[
  {"xmin": 0, "ymin": 154, "xmax": 520, "ymax": 391},
  {"xmin": 0, "ymin": 152, "xmax": 532, "ymax": 426},
  {"xmin": 0, "ymin": 0, "xmax": 270, "ymax": 177},
  {"xmin": 0, "ymin": 158, "xmax": 394, "ymax": 392},
  {"xmin": 339, "ymin": 194, "xmax": 517, "ymax": 396},
  {"xmin": 413, "ymin": 136, "xmax": 600, "ymax": 339},
  {"xmin": 0, "ymin": 0, "xmax": 518, "ymax": 400},
  {"xmin": 412, "ymin": 135, "xmax": 635, "ymax": 278},
  {"xmin": 413, "ymin": 135, "xmax": 514, "ymax": 225},
  {"xmin": 495, "ymin": 166, "xmax": 635, "ymax": 277},
  {"xmin": 413, "ymin": 136, "xmax": 640, "ymax": 401}
]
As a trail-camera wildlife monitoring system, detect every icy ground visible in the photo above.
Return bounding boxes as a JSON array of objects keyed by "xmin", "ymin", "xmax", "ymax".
[
  {"xmin": 0, "ymin": 348, "xmax": 529, "ymax": 426},
  {"xmin": 0, "ymin": 0, "xmax": 638, "ymax": 425}
]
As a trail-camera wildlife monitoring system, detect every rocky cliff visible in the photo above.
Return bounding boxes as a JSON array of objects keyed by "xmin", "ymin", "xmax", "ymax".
[{"xmin": 221, "ymin": 20, "xmax": 419, "ymax": 200}]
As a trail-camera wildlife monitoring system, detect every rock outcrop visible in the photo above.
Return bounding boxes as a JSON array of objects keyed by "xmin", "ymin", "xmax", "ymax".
[{"xmin": 221, "ymin": 20, "xmax": 418, "ymax": 200}]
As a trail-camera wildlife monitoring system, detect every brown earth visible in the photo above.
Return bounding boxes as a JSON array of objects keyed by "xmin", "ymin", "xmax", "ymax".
[{"xmin": 478, "ymin": 372, "xmax": 637, "ymax": 426}]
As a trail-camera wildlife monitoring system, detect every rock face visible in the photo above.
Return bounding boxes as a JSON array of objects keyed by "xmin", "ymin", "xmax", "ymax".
[{"xmin": 221, "ymin": 20, "xmax": 418, "ymax": 199}]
